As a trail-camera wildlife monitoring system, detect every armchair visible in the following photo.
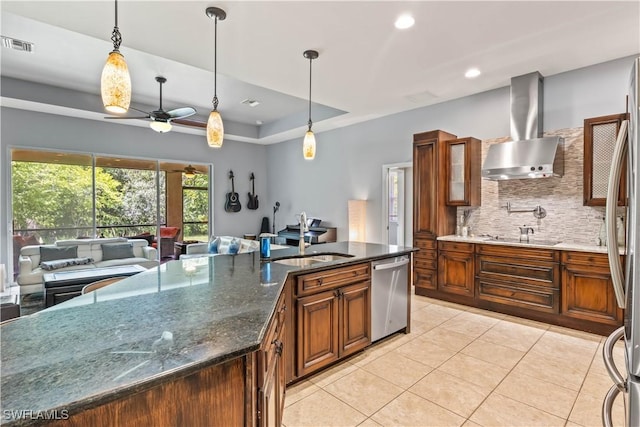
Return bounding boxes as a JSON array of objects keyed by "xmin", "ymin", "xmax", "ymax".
[{"xmin": 153, "ymin": 227, "xmax": 181, "ymax": 259}]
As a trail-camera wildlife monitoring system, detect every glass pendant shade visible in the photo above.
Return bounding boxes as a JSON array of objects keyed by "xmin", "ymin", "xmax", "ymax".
[
  {"xmin": 101, "ymin": 51, "xmax": 131, "ymax": 114},
  {"xmin": 303, "ymin": 130, "xmax": 316, "ymax": 160},
  {"xmin": 149, "ymin": 121, "xmax": 172, "ymax": 133},
  {"xmin": 207, "ymin": 110, "xmax": 224, "ymax": 148}
]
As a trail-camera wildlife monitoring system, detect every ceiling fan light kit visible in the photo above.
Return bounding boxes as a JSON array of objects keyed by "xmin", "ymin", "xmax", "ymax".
[
  {"xmin": 101, "ymin": 0, "xmax": 131, "ymax": 114},
  {"xmin": 150, "ymin": 120, "xmax": 172, "ymax": 133},
  {"xmin": 206, "ymin": 7, "xmax": 226, "ymax": 148},
  {"xmin": 303, "ymin": 49, "xmax": 319, "ymax": 160}
]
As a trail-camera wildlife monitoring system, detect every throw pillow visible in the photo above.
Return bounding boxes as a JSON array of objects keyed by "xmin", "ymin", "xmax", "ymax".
[
  {"xmin": 101, "ymin": 243, "xmax": 135, "ymax": 261},
  {"xmin": 40, "ymin": 246, "xmax": 78, "ymax": 263},
  {"xmin": 208, "ymin": 237, "xmax": 221, "ymax": 254},
  {"xmin": 40, "ymin": 257, "xmax": 94, "ymax": 271},
  {"xmin": 228, "ymin": 238, "xmax": 240, "ymax": 255}
]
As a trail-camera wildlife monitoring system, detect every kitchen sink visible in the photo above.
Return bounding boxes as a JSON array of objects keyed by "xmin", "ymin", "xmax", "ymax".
[
  {"xmin": 308, "ymin": 254, "xmax": 354, "ymax": 262},
  {"xmin": 273, "ymin": 257, "xmax": 326, "ymax": 267},
  {"xmin": 272, "ymin": 253, "xmax": 354, "ymax": 267}
]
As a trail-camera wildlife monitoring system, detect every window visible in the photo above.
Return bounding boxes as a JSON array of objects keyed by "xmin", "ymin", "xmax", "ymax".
[
  {"xmin": 12, "ymin": 150, "xmax": 93, "ymax": 242},
  {"xmin": 10, "ymin": 148, "xmax": 210, "ymax": 276},
  {"xmin": 182, "ymin": 174, "xmax": 209, "ymax": 241}
]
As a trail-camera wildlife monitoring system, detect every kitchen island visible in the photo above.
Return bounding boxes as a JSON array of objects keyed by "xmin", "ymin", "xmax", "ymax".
[{"xmin": 0, "ymin": 242, "xmax": 414, "ymax": 426}]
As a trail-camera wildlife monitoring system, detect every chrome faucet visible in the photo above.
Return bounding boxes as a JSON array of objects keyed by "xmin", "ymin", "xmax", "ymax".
[{"xmin": 299, "ymin": 211, "xmax": 308, "ymax": 254}]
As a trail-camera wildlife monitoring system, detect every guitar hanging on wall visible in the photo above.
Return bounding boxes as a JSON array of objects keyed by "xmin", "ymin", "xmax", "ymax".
[
  {"xmin": 247, "ymin": 173, "xmax": 259, "ymax": 210},
  {"xmin": 225, "ymin": 170, "xmax": 241, "ymax": 213}
]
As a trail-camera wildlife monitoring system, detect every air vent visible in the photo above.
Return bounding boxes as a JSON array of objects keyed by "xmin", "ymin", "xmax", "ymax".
[
  {"xmin": 1, "ymin": 36, "xmax": 35, "ymax": 53},
  {"xmin": 241, "ymin": 99, "xmax": 260, "ymax": 107}
]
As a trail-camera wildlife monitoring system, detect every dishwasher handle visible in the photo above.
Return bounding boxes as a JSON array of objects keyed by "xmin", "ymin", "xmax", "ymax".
[{"xmin": 372, "ymin": 258, "xmax": 410, "ymax": 271}]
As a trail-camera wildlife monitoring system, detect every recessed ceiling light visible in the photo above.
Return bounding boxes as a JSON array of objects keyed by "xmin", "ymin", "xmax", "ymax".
[
  {"xmin": 256, "ymin": 120, "xmax": 263, "ymax": 125},
  {"xmin": 394, "ymin": 14, "xmax": 415, "ymax": 30},
  {"xmin": 465, "ymin": 68, "xmax": 481, "ymax": 79}
]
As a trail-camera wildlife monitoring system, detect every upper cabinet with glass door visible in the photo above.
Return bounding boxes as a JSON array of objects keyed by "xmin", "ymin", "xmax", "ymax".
[
  {"xmin": 444, "ymin": 137, "xmax": 481, "ymax": 206},
  {"xmin": 583, "ymin": 113, "xmax": 629, "ymax": 206}
]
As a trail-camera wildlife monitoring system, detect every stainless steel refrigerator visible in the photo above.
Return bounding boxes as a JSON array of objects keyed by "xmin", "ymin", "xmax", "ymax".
[{"xmin": 603, "ymin": 56, "xmax": 640, "ymax": 427}]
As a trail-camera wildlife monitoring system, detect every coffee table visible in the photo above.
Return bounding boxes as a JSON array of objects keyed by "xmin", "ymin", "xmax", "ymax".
[{"xmin": 43, "ymin": 265, "xmax": 146, "ymax": 308}]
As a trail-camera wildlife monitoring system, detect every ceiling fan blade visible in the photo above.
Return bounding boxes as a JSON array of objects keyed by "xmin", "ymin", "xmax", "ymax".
[
  {"xmin": 167, "ymin": 107, "xmax": 196, "ymax": 120},
  {"xmin": 130, "ymin": 106, "xmax": 151, "ymax": 115},
  {"xmin": 172, "ymin": 118, "xmax": 206, "ymax": 129},
  {"xmin": 104, "ymin": 116, "xmax": 150, "ymax": 120}
]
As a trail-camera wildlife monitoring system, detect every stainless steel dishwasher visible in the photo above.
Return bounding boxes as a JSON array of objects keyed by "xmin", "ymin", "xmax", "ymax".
[{"xmin": 371, "ymin": 255, "xmax": 409, "ymax": 341}]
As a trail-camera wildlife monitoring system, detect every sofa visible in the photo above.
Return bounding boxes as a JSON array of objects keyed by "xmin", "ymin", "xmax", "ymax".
[{"xmin": 17, "ymin": 237, "xmax": 159, "ymax": 295}]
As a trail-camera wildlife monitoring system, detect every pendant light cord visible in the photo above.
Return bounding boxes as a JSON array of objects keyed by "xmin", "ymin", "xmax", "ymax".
[
  {"xmin": 212, "ymin": 16, "xmax": 219, "ymax": 111},
  {"xmin": 307, "ymin": 56, "xmax": 313, "ymax": 131},
  {"xmin": 111, "ymin": 0, "xmax": 122, "ymax": 52}
]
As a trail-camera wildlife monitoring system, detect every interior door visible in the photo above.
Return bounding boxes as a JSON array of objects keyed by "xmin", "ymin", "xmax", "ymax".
[{"xmin": 383, "ymin": 163, "xmax": 412, "ymax": 246}]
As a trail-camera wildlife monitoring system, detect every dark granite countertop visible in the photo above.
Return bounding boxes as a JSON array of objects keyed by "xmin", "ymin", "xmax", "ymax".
[{"xmin": 0, "ymin": 242, "xmax": 414, "ymax": 425}]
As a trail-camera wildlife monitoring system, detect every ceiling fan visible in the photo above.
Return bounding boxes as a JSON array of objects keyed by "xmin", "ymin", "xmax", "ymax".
[
  {"xmin": 105, "ymin": 76, "xmax": 196, "ymax": 133},
  {"xmin": 170, "ymin": 165, "xmax": 205, "ymax": 178}
]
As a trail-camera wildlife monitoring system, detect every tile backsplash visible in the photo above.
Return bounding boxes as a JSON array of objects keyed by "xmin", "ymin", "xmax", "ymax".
[{"xmin": 461, "ymin": 127, "xmax": 625, "ymax": 246}]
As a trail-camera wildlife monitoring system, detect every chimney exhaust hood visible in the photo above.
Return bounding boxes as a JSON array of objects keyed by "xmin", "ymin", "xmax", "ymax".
[{"xmin": 481, "ymin": 71, "xmax": 564, "ymax": 180}]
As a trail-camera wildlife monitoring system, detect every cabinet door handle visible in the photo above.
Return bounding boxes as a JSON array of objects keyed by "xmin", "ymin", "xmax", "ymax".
[
  {"xmin": 317, "ymin": 278, "xmax": 323, "ymax": 285},
  {"xmin": 333, "ymin": 290, "xmax": 340, "ymax": 298}
]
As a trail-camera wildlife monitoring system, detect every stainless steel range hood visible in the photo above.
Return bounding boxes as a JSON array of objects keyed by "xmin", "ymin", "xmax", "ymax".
[{"xmin": 482, "ymin": 72, "xmax": 564, "ymax": 180}]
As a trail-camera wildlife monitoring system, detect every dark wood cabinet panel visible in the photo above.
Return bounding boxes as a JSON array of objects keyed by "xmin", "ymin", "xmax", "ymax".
[
  {"xmin": 444, "ymin": 137, "xmax": 481, "ymax": 206},
  {"xmin": 561, "ymin": 251, "xmax": 623, "ymax": 328},
  {"xmin": 340, "ymin": 281, "xmax": 371, "ymax": 357},
  {"xmin": 414, "ymin": 138, "xmax": 437, "ymax": 237},
  {"xmin": 477, "ymin": 278, "xmax": 559, "ymax": 313},
  {"xmin": 583, "ymin": 113, "xmax": 628, "ymax": 206},
  {"xmin": 475, "ymin": 244, "xmax": 560, "ymax": 314},
  {"xmin": 296, "ymin": 290, "xmax": 340, "ymax": 377},
  {"xmin": 296, "ymin": 263, "xmax": 370, "ymax": 296},
  {"xmin": 438, "ymin": 249, "xmax": 474, "ymax": 299},
  {"xmin": 293, "ymin": 262, "xmax": 371, "ymax": 381},
  {"xmin": 258, "ymin": 292, "xmax": 287, "ymax": 427},
  {"xmin": 413, "ymin": 130, "xmax": 457, "ymax": 239},
  {"xmin": 414, "ymin": 267, "xmax": 437, "ymax": 293}
]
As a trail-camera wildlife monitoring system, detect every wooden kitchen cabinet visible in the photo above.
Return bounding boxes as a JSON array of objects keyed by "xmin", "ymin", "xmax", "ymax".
[
  {"xmin": 583, "ymin": 113, "xmax": 628, "ymax": 206},
  {"xmin": 294, "ymin": 263, "xmax": 371, "ymax": 379},
  {"xmin": 257, "ymin": 291, "xmax": 287, "ymax": 427},
  {"xmin": 444, "ymin": 137, "xmax": 481, "ymax": 206},
  {"xmin": 437, "ymin": 241, "xmax": 475, "ymax": 302},
  {"xmin": 561, "ymin": 251, "xmax": 623, "ymax": 333},
  {"xmin": 413, "ymin": 130, "xmax": 458, "ymax": 296},
  {"xmin": 476, "ymin": 244, "xmax": 560, "ymax": 315}
]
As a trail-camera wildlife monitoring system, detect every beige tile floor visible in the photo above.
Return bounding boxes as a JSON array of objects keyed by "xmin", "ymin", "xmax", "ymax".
[{"xmin": 283, "ymin": 293, "xmax": 627, "ymax": 427}]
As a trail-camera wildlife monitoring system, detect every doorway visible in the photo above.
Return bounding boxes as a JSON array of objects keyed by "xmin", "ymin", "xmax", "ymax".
[{"xmin": 382, "ymin": 163, "xmax": 412, "ymax": 246}]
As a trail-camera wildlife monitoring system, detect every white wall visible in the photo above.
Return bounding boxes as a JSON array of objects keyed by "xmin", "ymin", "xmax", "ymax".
[{"xmin": 266, "ymin": 55, "xmax": 637, "ymax": 244}]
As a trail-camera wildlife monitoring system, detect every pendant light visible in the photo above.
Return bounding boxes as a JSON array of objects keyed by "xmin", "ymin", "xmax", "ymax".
[
  {"xmin": 205, "ymin": 7, "xmax": 226, "ymax": 148},
  {"xmin": 101, "ymin": 0, "xmax": 131, "ymax": 114},
  {"xmin": 303, "ymin": 50, "xmax": 319, "ymax": 160}
]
